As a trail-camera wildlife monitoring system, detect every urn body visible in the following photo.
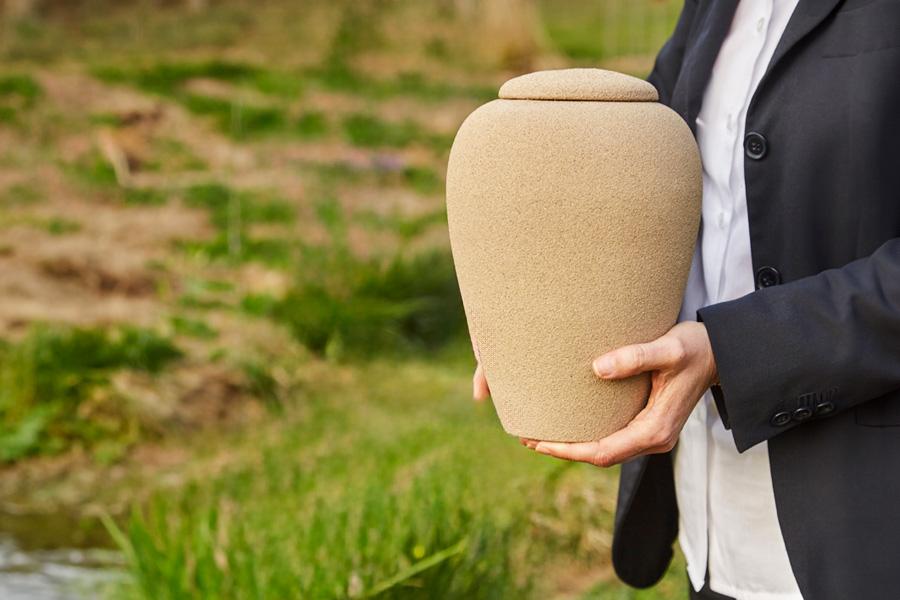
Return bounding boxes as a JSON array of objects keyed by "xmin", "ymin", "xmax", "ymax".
[{"xmin": 446, "ymin": 69, "xmax": 701, "ymax": 441}]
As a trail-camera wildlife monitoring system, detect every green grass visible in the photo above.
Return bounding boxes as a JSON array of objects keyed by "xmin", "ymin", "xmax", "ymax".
[
  {"xmin": 0, "ymin": 74, "xmax": 42, "ymax": 102},
  {"xmin": 178, "ymin": 183, "xmax": 296, "ymax": 266},
  {"xmin": 0, "ymin": 181, "xmax": 44, "ymax": 206},
  {"xmin": 0, "ymin": 212, "xmax": 81, "ymax": 236},
  {"xmin": 303, "ymin": 161, "xmax": 368, "ymax": 187},
  {"xmin": 93, "ymin": 60, "xmax": 299, "ymax": 98},
  {"xmin": 342, "ymin": 113, "xmax": 421, "ymax": 148},
  {"xmin": 179, "ymin": 234, "xmax": 294, "ymax": 267},
  {"xmin": 0, "ymin": 73, "xmax": 42, "ymax": 123},
  {"xmin": 538, "ymin": 0, "xmax": 681, "ymax": 64},
  {"xmin": 239, "ymin": 360, "xmax": 283, "ymax": 412},
  {"xmin": 342, "ymin": 113, "xmax": 452, "ymax": 152},
  {"xmin": 239, "ymin": 293, "xmax": 278, "ymax": 317},
  {"xmin": 67, "ymin": 151, "xmax": 119, "ymax": 188},
  {"xmin": 93, "ymin": 61, "xmax": 300, "ymax": 139},
  {"xmin": 0, "ymin": 326, "xmax": 182, "ymax": 462},
  {"xmin": 0, "ymin": 3, "xmax": 690, "ymax": 598},
  {"xmin": 294, "ymin": 110, "xmax": 329, "ymax": 139},
  {"xmin": 43, "ymin": 216, "xmax": 82, "ymax": 235},
  {"xmin": 354, "ymin": 208, "xmax": 447, "ymax": 243},
  {"xmin": 268, "ymin": 197, "xmax": 463, "ymax": 358},
  {"xmin": 178, "ymin": 294, "xmax": 228, "ymax": 310},
  {"xmin": 93, "ymin": 54, "xmax": 494, "ymax": 110},
  {"xmin": 65, "ymin": 152, "xmax": 171, "ymax": 205},
  {"xmin": 300, "ymin": 160, "xmax": 444, "ymax": 198},
  {"xmin": 91, "ymin": 298, "xmax": 683, "ymax": 599},
  {"xmin": 178, "ymin": 279, "xmax": 235, "ymax": 310},
  {"xmin": 182, "ymin": 183, "xmax": 295, "ymax": 230},
  {"xmin": 276, "ymin": 249, "xmax": 465, "ymax": 359},
  {"xmin": 304, "ymin": 62, "xmax": 495, "ymax": 103},
  {"xmin": 181, "ymin": 94, "xmax": 288, "ymax": 139},
  {"xmin": 139, "ymin": 138, "xmax": 207, "ymax": 173},
  {"xmin": 401, "ymin": 165, "xmax": 443, "ymax": 196},
  {"xmin": 123, "ymin": 188, "xmax": 169, "ymax": 206},
  {"xmin": 92, "ymin": 60, "xmax": 475, "ymax": 141},
  {"xmin": 171, "ymin": 315, "xmax": 219, "ymax": 340},
  {"xmin": 106, "ymin": 357, "xmax": 685, "ymax": 599}
]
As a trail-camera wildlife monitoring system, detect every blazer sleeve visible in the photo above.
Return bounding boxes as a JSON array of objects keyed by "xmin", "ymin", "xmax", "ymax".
[
  {"xmin": 647, "ymin": 0, "xmax": 698, "ymax": 106},
  {"xmin": 698, "ymin": 238, "xmax": 900, "ymax": 452}
]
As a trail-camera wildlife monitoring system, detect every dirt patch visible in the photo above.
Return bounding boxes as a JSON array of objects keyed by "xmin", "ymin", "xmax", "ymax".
[
  {"xmin": 0, "ymin": 41, "xmax": 466, "ymax": 507},
  {"xmin": 38, "ymin": 255, "xmax": 158, "ymax": 296},
  {"xmin": 113, "ymin": 362, "xmax": 264, "ymax": 430},
  {"xmin": 0, "ymin": 186, "xmax": 211, "ymax": 334},
  {"xmin": 0, "ymin": 257, "xmax": 161, "ymax": 334}
]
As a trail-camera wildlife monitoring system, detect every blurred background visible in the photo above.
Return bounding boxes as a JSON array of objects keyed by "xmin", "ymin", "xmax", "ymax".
[{"xmin": 0, "ymin": 0, "xmax": 685, "ymax": 597}]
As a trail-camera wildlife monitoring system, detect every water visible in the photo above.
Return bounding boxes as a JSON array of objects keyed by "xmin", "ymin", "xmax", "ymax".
[{"xmin": 0, "ymin": 511, "xmax": 125, "ymax": 599}]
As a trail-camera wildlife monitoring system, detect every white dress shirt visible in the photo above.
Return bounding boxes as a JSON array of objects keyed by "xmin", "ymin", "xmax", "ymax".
[{"xmin": 675, "ymin": 1, "xmax": 803, "ymax": 598}]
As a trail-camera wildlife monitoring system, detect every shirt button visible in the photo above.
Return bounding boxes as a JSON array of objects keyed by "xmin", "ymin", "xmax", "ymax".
[
  {"xmin": 755, "ymin": 266, "xmax": 781, "ymax": 288},
  {"xmin": 726, "ymin": 113, "xmax": 735, "ymax": 132},
  {"xmin": 771, "ymin": 412, "xmax": 791, "ymax": 427},
  {"xmin": 744, "ymin": 132, "xmax": 768, "ymax": 160},
  {"xmin": 756, "ymin": 17, "xmax": 766, "ymax": 33},
  {"xmin": 717, "ymin": 212, "xmax": 727, "ymax": 228}
]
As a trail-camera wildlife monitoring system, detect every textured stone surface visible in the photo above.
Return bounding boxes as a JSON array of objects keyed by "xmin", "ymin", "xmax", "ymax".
[
  {"xmin": 499, "ymin": 68, "xmax": 658, "ymax": 102},
  {"xmin": 446, "ymin": 69, "xmax": 701, "ymax": 442}
]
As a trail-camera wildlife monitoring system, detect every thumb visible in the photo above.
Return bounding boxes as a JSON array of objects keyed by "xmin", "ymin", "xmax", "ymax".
[{"xmin": 593, "ymin": 337, "xmax": 683, "ymax": 380}]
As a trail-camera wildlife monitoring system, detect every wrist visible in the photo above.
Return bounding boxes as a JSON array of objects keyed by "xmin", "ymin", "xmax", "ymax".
[{"xmin": 698, "ymin": 322, "xmax": 718, "ymax": 387}]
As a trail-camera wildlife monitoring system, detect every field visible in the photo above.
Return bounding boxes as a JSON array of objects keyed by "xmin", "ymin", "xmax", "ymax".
[{"xmin": 0, "ymin": 1, "xmax": 686, "ymax": 598}]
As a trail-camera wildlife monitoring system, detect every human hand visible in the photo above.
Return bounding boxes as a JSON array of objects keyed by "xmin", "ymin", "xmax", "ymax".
[{"xmin": 521, "ymin": 321, "xmax": 717, "ymax": 467}]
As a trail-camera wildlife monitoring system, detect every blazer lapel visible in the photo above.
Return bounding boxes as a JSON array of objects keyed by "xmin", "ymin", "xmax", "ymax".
[
  {"xmin": 679, "ymin": 0, "xmax": 845, "ymax": 130},
  {"xmin": 681, "ymin": 0, "xmax": 739, "ymax": 134},
  {"xmin": 749, "ymin": 0, "xmax": 844, "ymax": 111}
]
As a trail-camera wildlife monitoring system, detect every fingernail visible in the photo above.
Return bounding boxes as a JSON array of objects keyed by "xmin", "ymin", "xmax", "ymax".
[
  {"xmin": 593, "ymin": 356, "xmax": 613, "ymax": 378},
  {"xmin": 534, "ymin": 443, "xmax": 551, "ymax": 455}
]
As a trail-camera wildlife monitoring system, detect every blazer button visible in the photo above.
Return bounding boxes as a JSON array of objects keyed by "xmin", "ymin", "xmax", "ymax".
[
  {"xmin": 771, "ymin": 411, "xmax": 791, "ymax": 427},
  {"xmin": 792, "ymin": 407, "xmax": 813, "ymax": 422},
  {"xmin": 756, "ymin": 266, "xmax": 781, "ymax": 288},
  {"xmin": 815, "ymin": 401, "xmax": 835, "ymax": 416},
  {"xmin": 745, "ymin": 131, "xmax": 768, "ymax": 160}
]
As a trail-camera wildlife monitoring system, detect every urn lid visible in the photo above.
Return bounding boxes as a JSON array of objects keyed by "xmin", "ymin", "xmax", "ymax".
[{"xmin": 498, "ymin": 68, "xmax": 658, "ymax": 102}]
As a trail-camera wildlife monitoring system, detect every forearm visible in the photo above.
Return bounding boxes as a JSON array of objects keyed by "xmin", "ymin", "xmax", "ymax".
[{"xmin": 699, "ymin": 238, "xmax": 900, "ymax": 452}]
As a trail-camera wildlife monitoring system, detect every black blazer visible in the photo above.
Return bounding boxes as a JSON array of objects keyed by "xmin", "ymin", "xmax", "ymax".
[{"xmin": 613, "ymin": 1, "xmax": 900, "ymax": 598}]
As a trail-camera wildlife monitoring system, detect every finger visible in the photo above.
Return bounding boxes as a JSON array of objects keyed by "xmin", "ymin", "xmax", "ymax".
[
  {"xmin": 519, "ymin": 438, "xmax": 539, "ymax": 449},
  {"xmin": 534, "ymin": 417, "xmax": 669, "ymax": 467},
  {"xmin": 472, "ymin": 363, "xmax": 490, "ymax": 401},
  {"xmin": 533, "ymin": 440, "xmax": 603, "ymax": 464},
  {"xmin": 593, "ymin": 337, "xmax": 685, "ymax": 380},
  {"xmin": 584, "ymin": 418, "xmax": 674, "ymax": 466},
  {"xmin": 531, "ymin": 403, "xmax": 655, "ymax": 464}
]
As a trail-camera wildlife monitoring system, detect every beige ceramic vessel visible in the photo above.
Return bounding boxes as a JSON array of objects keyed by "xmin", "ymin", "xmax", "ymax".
[{"xmin": 446, "ymin": 68, "xmax": 701, "ymax": 442}]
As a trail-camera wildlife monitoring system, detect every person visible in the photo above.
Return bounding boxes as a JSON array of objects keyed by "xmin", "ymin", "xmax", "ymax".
[{"xmin": 472, "ymin": 0, "xmax": 900, "ymax": 598}]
